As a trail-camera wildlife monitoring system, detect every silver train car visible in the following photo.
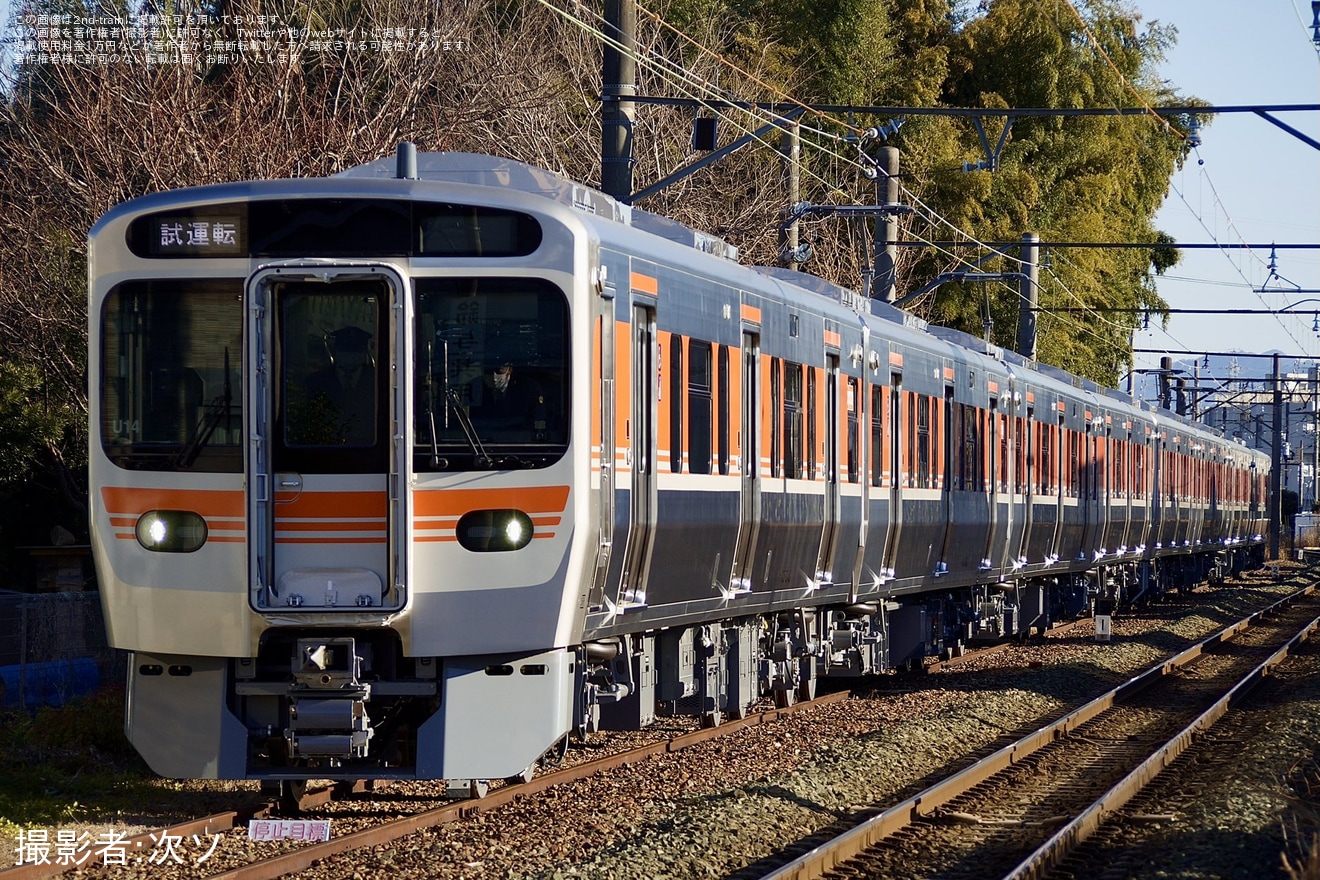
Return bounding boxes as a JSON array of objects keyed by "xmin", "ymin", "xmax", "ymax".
[{"xmin": 88, "ymin": 149, "xmax": 1269, "ymax": 790}]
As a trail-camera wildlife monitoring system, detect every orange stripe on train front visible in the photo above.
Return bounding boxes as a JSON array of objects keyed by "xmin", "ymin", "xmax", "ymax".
[
  {"xmin": 276, "ymin": 536, "xmax": 386, "ymax": 545},
  {"xmin": 413, "ymin": 485, "xmax": 570, "ymax": 517},
  {"xmin": 274, "ymin": 519, "xmax": 387, "ymax": 532},
  {"xmin": 277, "ymin": 491, "xmax": 388, "ymax": 519},
  {"xmin": 100, "ymin": 486, "xmax": 244, "ymax": 518}
]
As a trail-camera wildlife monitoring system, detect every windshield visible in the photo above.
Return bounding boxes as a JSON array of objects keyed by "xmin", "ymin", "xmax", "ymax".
[
  {"xmin": 100, "ymin": 280, "xmax": 243, "ymax": 472},
  {"xmin": 414, "ymin": 277, "xmax": 569, "ymax": 470}
]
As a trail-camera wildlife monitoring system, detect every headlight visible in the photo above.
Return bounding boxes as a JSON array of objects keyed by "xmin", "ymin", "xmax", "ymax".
[
  {"xmin": 456, "ymin": 509, "xmax": 534, "ymax": 552},
  {"xmin": 135, "ymin": 510, "xmax": 207, "ymax": 552}
]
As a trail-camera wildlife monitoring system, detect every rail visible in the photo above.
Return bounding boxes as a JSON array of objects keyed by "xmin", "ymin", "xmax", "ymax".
[{"xmin": 760, "ymin": 583, "xmax": 1320, "ymax": 880}]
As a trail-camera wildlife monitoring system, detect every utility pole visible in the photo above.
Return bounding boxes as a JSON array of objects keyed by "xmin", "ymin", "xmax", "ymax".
[
  {"xmin": 601, "ymin": 0, "xmax": 636, "ymax": 202},
  {"xmin": 1016, "ymin": 232, "xmax": 1039, "ymax": 360},
  {"xmin": 780, "ymin": 119, "xmax": 801, "ymax": 270},
  {"xmin": 1159, "ymin": 357, "xmax": 1173, "ymax": 410},
  {"xmin": 1271, "ymin": 352, "xmax": 1283, "ymax": 559},
  {"xmin": 1313, "ymin": 366, "xmax": 1319, "ymax": 514},
  {"xmin": 874, "ymin": 147, "xmax": 900, "ymax": 303}
]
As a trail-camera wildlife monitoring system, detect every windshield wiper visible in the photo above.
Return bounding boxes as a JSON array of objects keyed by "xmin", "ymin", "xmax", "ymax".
[
  {"xmin": 174, "ymin": 347, "xmax": 234, "ymax": 468},
  {"xmin": 444, "ymin": 388, "xmax": 493, "ymax": 468},
  {"xmin": 425, "ymin": 339, "xmax": 442, "ymax": 467},
  {"xmin": 434, "ymin": 338, "xmax": 492, "ymax": 468}
]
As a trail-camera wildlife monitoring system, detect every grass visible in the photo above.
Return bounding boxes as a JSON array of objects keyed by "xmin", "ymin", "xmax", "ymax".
[
  {"xmin": 1286, "ymin": 754, "xmax": 1320, "ymax": 880},
  {"xmin": 0, "ymin": 686, "xmax": 156, "ymax": 837},
  {"xmin": 0, "ymin": 686, "xmax": 260, "ymax": 849}
]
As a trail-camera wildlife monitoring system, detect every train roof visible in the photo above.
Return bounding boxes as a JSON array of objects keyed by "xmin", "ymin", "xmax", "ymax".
[
  {"xmin": 339, "ymin": 150, "xmax": 742, "ymax": 262},
  {"xmin": 92, "ymin": 146, "xmax": 1262, "ymax": 463},
  {"xmin": 343, "ymin": 150, "xmax": 1260, "ymax": 458}
]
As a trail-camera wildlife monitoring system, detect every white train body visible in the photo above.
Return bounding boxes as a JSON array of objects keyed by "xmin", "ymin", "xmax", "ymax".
[{"xmin": 88, "ymin": 151, "xmax": 1268, "ymax": 786}]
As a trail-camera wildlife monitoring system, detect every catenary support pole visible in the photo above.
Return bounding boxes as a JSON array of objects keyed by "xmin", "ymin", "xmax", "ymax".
[
  {"xmin": 781, "ymin": 119, "xmax": 801, "ymax": 270},
  {"xmin": 601, "ymin": 0, "xmax": 636, "ymax": 202},
  {"xmin": 874, "ymin": 147, "xmax": 900, "ymax": 303},
  {"xmin": 1017, "ymin": 232, "xmax": 1039, "ymax": 360},
  {"xmin": 1271, "ymin": 352, "xmax": 1283, "ymax": 559}
]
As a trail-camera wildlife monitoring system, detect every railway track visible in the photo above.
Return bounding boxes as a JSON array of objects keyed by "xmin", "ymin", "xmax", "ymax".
[
  {"xmin": 1, "ymin": 689, "xmax": 852, "ymax": 880},
  {"xmin": 3, "ymin": 581, "xmax": 1303, "ymax": 880},
  {"xmin": 760, "ymin": 583, "xmax": 1320, "ymax": 880},
  {"xmin": 2, "ymin": 607, "xmax": 1102, "ymax": 880}
]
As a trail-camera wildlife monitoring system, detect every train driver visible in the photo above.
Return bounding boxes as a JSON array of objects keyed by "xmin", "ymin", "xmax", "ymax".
[
  {"xmin": 301, "ymin": 325, "xmax": 376, "ymax": 445},
  {"xmin": 468, "ymin": 362, "xmax": 549, "ymax": 438}
]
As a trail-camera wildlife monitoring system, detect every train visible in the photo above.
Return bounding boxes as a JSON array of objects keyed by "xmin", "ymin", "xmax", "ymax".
[{"xmin": 88, "ymin": 147, "xmax": 1269, "ymax": 795}]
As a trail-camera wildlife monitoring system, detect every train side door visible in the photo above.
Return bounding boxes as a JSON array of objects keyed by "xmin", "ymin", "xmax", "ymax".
[
  {"xmin": 851, "ymin": 329, "xmax": 872, "ymax": 599},
  {"xmin": 881, "ymin": 373, "xmax": 903, "ymax": 577},
  {"xmin": 1080, "ymin": 423, "xmax": 1098, "ymax": 558},
  {"xmin": 1018, "ymin": 405, "xmax": 1034, "ymax": 565},
  {"xmin": 982, "ymin": 397, "xmax": 999, "ymax": 570},
  {"xmin": 617, "ymin": 304, "xmax": 657, "ymax": 606},
  {"xmin": 731, "ymin": 331, "xmax": 762, "ymax": 591},
  {"xmin": 247, "ymin": 267, "xmax": 403, "ymax": 612},
  {"xmin": 1051, "ymin": 414, "xmax": 1066, "ymax": 556},
  {"xmin": 815, "ymin": 354, "xmax": 840, "ymax": 581},
  {"xmin": 587, "ymin": 293, "xmax": 617, "ymax": 610}
]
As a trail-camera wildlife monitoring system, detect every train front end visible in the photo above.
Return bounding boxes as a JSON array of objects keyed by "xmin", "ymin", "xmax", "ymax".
[{"xmin": 88, "ymin": 161, "xmax": 594, "ymax": 786}]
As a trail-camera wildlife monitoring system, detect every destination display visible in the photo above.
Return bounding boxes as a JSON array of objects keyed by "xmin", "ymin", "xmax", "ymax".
[
  {"xmin": 127, "ymin": 199, "xmax": 540, "ymax": 259},
  {"xmin": 145, "ymin": 214, "xmax": 245, "ymax": 256}
]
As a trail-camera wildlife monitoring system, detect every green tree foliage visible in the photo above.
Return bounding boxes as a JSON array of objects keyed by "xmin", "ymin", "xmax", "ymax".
[
  {"xmin": 878, "ymin": 0, "xmax": 1196, "ymax": 385},
  {"xmin": 662, "ymin": 0, "xmax": 893, "ymax": 104},
  {"xmin": 0, "ymin": 361, "xmax": 69, "ymax": 484}
]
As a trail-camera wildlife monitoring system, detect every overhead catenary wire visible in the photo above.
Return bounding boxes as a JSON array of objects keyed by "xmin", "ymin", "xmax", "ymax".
[
  {"xmin": 547, "ymin": 0, "xmax": 1027, "ymax": 282},
  {"xmin": 1165, "ymin": 166, "xmax": 1312, "ymax": 354},
  {"xmin": 547, "ymin": 0, "xmax": 1213, "ymax": 361},
  {"xmin": 1060, "ymin": 0, "xmax": 1315, "ymax": 358}
]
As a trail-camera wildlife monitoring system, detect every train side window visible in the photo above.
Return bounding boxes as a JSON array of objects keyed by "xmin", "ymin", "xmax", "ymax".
[
  {"xmin": 717, "ymin": 345, "xmax": 730, "ymax": 475},
  {"xmin": 669, "ymin": 335, "xmax": 684, "ymax": 473},
  {"xmin": 963, "ymin": 403, "xmax": 983, "ymax": 493},
  {"xmin": 870, "ymin": 384, "xmax": 884, "ymax": 488},
  {"xmin": 1039, "ymin": 422, "xmax": 1051, "ymax": 495},
  {"xmin": 1118, "ymin": 440, "xmax": 1127, "ymax": 498},
  {"xmin": 100, "ymin": 280, "xmax": 244, "ymax": 472},
  {"xmin": 825, "ymin": 358, "xmax": 838, "ymax": 484},
  {"xmin": 771, "ymin": 358, "xmax": 782, "ymax": 479},
  {"xmin": 903, "ymin": 392, "xmax": 913, "ymax": 489},
  {"xmin": 1091, "ymin": 433, "xmax": 1101, "ymax": 501},
  {"xmin": 688, "ymin": 339, "xmax": 712, "ymax": 475},
  {"xmin": 951, "ymin": 401, "xmax": 964, "ymax": 491},
  {"xmin": 998, "ymin": 412, "xmax": 1008, "ymax": 494},
  {"xmin": 1065, "ymin": 428, "xmax": 1073, "ymax": 498},
  {"xmin": 1134, "ymin": 444, "xmax": 1144, "ymax": 497},
  {"xmin": 942, "ymin": 389, "xmax": 954, "ymax": 492},
  {"xmin": 846, "ymin": 378, "xmax": 859, "ymax": 484},
  {"xmin": 916, "ymin": 394, "xmax": 930, "ymax": 489},
  {"xmin": 784, "ymin": 361, "xmax": 803, "ymax": 479},
  {"xmin": 806, "ymin": 366, "xmax": 817, "ymax": 480},
  {"xmin": 1014, "ymin": 415, "xmax": 1025, "ymax": 494}
]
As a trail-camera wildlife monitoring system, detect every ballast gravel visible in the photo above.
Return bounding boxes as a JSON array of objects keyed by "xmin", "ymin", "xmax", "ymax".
[{"xmin": 21, "ymin": 566, "xmax": 1320, "ymax": 880}]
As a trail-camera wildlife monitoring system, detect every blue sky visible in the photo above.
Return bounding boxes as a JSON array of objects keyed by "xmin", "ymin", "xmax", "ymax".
[{"xmin": 1132, "ymin": 0, "xmax": 1320, "ymax": 384}]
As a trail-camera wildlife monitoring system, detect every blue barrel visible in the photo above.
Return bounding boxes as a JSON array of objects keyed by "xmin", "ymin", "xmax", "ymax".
[{"xmin": 0, "ymin": 658, "xmax": 100, "ymax": 710}]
